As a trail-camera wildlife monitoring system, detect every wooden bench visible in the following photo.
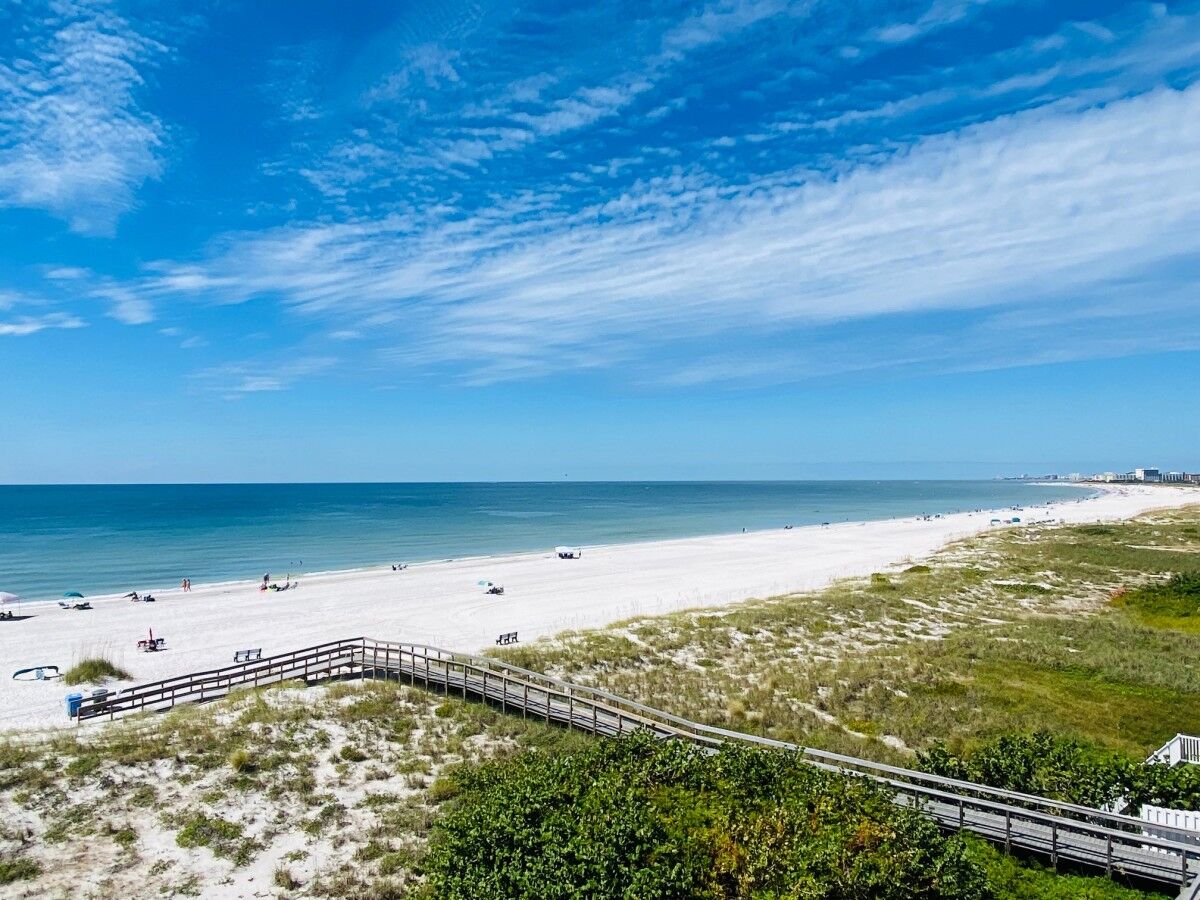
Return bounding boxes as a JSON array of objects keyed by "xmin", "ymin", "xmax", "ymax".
[
  {"xmin": 495, "ymin": 631, "xmax": 519, "ymax": 646},
  {"xmin": 234, "ymin": 648, "xmax": 263, "ymax": 662}
]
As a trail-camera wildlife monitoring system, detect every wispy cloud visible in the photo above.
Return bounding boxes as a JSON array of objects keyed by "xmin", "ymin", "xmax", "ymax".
[
  {"xmin": 142, "ymin": 79, "xmax": 1200, "ymax": 383},
  {"xmin": 8, "ymin": 0, "xmax": 1200, "ymax": 394},
  {"xmin": 189, "ymin": 356, "xmax": 338, "ymax": 397},
  {"xmin": 0, "ymin": 0, "xmax": 165, "ymax": 234},
  {"xmin": 94, "ymin": 285, "xmax": 154, "ymax": 324},
  {"xmin": 0, "ymin": 311, "xmax": 85, "ymax": 336}
]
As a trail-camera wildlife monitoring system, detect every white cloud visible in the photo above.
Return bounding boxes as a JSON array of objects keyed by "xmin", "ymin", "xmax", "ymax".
[
  {"xmin": 0, "ymin": 311, "xmax": 86, "ymax": 336},
  {"xmin": 0, "ymin": 0, "xmax": 165, "ymax": 234},
  {"xmin": 144, "ymin": 83, "xmax": 1200, "ymax": 384},
  {"xmin": 190, "ymin": 356, "xmax": 338, "ymax": 396},
  {"xmin": 94, "ymin": 286, "xmax": 154, "ymax": 324},
  {"xmin": 870, "ymin": 0, "xmax": 999, "ymax": 45},
  {"xmin": 44, "ymin": 266, "xmax": 91, "ymax": 280}
]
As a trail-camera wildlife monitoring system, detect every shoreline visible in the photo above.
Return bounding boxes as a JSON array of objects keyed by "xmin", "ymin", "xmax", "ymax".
[
  {"xmin": 0, "ymin": 483, "xmax": 1193, "ymax": 732},
  {"xmin": 11, "ymin": 483, "xmax": 1099, "ymax": 608},
  {"xmin": 1, "ymin": 481, "xmax": 1095, "ymax": 604}
]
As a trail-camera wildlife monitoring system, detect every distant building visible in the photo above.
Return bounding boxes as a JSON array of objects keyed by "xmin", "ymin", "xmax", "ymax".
[{"xmin": 1135, "ymin": 467, "xmax": 1162, "ymax": 483}]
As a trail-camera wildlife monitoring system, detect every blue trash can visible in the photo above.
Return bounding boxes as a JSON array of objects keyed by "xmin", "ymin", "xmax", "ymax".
[{"xmin": 65, "ymin": 692, "xmax": 83, "ymax": 718}]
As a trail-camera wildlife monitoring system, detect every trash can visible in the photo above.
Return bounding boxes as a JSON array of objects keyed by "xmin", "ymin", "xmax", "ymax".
[{"xmin": 65, "ymin": 692, "xmax": 83, "ymax": 718}]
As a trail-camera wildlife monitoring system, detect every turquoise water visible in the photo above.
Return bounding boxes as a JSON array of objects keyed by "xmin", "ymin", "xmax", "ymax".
[{"xmin": 0, "ymin": 481, "xmax": 1089, "ymax": 601}]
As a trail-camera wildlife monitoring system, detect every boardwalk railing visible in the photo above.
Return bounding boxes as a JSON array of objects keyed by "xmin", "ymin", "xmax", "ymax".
[
  {"xmin": 1150, "ymin": 735, "xmax": 1200, "ymax": 767},
  {"xmin": 74, "ymin": 636, "xmax": 1200, "ymax": 896}
]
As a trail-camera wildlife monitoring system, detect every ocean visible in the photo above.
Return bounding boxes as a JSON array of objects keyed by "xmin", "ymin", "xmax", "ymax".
[{"xmin": 0, "ymin": 481, "xmax": 1090, "ymax": 601}]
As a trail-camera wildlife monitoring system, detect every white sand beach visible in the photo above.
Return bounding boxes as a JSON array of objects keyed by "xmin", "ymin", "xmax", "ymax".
[{"xmin": 1, "ymin": 484, "xmax": 1193, "ymax": 732}]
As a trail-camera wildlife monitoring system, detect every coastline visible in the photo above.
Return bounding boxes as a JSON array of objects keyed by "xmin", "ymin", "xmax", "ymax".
[
  {"xmin": 0, "ymin": 480, "xmax": 1095, "ymax": 603},
  {"xmin": 0, "ymin": 483, "xmax": 1192, "ymax": 731}
]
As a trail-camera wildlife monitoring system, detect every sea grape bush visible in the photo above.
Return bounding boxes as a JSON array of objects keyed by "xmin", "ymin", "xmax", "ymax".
[
  {"xmin": 426, "ymin": 732, "xmax": 990, "ymax": 899},
  {"xmin": 919, "ymin": 732, "xmax": 1200, "ymax": 813}
]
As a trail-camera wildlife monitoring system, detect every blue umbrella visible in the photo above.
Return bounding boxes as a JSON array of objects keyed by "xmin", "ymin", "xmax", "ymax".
[{"xmin": 63, "ymin": 591, "xmax": 84, "ymax": 598}]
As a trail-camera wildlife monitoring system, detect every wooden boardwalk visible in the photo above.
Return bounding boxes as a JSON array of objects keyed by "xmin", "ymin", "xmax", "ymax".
[{"xmin": 74, "ymin": 636, "xmax": 1200, "ymax": 897}]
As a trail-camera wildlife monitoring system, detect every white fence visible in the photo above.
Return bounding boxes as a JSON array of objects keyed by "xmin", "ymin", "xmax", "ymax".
[{"xmin": 1149, "ymin": 735, "xmax": 1200, "ymax": 767}]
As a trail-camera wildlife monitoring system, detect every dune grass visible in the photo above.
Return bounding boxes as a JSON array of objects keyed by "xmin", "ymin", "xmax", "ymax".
[
  {"xmin": 1113, "ymin": 572, "xmax": 1200, "ymax": 632},
  {"xmin": 0, "ymin": 679, "xmax": 588, "ymax": 897},
  {"xmin": 62, "ymin": 657, "xmax": 131, "ymax": 685},
  {"xmin": 496, "ymin": 505, "xmax": 1200, "ymax": 760}
]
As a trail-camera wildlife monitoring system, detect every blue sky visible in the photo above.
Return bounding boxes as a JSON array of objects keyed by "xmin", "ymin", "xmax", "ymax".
[{"xmin": 1, "ymin": 0, "xmax": 1198, "ymax": 482}]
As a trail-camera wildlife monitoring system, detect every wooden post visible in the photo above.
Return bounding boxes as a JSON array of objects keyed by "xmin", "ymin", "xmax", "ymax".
[
  {"xmin": 523, "ymin": 683, "xmax": 528, "ymax": 720},
  {"xmin": 957, "ymin": 798, "xmax": 964, "ymax": 829},
  {"xmin": 1004, "ymin": 810, "xmax": 1011, "ymax": 853},
  {"xmin": 1105, "ymin": 835, "xmax": 1112, "ymax": 876},
  {"xmin": 592, "ymin": 702, "xmax": 598, "ymax": 735},
  {"xmin": 1050, "ymin": 822, "xmax": 1057, "ymax": 869}
]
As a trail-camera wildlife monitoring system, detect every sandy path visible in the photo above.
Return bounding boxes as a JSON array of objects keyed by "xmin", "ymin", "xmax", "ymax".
[{"xmin": 1, "ymin": 484, "xmax": 1191, "ymax": 731}]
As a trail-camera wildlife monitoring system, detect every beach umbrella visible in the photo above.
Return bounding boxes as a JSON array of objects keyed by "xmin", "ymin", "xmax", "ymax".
[
  {"xmin": 63, "ymin": 591, "xmax": 84, "ymax": 598},
  {"xmin": 477, "ymin": 580, "xmax": 492, "ymax": 586},
  {"xmin": 0, "ymin": 591, "xmax": 19, "ymax": 607}
]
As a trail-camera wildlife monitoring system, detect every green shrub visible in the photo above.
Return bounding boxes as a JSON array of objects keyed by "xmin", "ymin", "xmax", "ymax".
[
  {"xmin": 919, "ymin": 732, "xmax": 1200, "ymax": 813},
  {"xmin": 63, "ymin": 657, "xmax": 131, "ymax": 685},
  {"xmin": 427, "ymin": 732, "xmax": 988, "ymax": 899},
  {"xmin": 963, "ymin": 835, "xmax": 1158, "ymax": 899},
  {"xmin": 378, "ymin": 846, "xmax": 422, "ymax": 876},
  {"xmin": 0, "ymin": 857, "xmax": 41, "ymax": 885},
  {"xmin": 175, "ymin": 813, "xmax": 260, "ymax": 865},
  {"xmin": 338, "ymin": 744, "xmax": 367, "ymax": 762}
]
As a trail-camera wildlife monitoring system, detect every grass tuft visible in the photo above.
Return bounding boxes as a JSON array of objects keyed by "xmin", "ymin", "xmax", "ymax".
[{"xmin": 63, "ymin": 657, "xmax": 130, "ymax": 685}]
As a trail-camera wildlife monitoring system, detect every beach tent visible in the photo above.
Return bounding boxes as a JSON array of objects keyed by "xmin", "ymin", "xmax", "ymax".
[
  {"xmin": 0, "ymin": 591, "xmax": 19, "ymax": 616},
  {"xmin": 555, "ymin": 546, "xmax": 582, "ymax": 559}
]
